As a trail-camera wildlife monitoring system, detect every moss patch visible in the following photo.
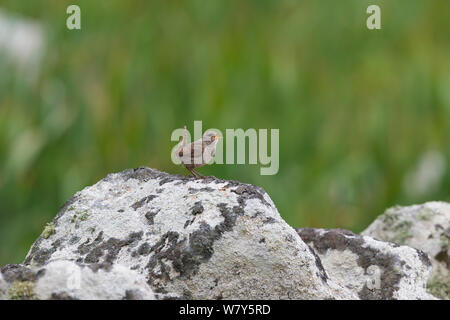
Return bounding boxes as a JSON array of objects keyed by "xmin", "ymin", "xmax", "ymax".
[
  {"xmin": 42, "ymin": 222, "xmax": 56, "ymax": 239},
  {"xmin": 427, "ymin": 274, "xmax": 449, "ymax": 299},
  {"xmin": 389, "ymin": 220, "xmax": 412, "ymax": 245},
  {"xmin": 440, "ymin": 233, "xmax": 449, "ymax": 249},
  {"xmin": 417, "ymin": 208, "xmax": 435, "ymax": 221},
  {"xmin": 381, "ymin": 210, "xmax": 399, "ymax": 226},
  {"xmin": 71, "ymin": 210, "xmax": 90, "ymax": 223},
  {"xmin": 8, "ymin": 281, "xmax": 36, "ymax": 300}
]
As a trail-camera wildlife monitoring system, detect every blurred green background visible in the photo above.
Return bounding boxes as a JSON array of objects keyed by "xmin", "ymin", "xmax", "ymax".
[{"xmin": 0, "ymin": 0, "xmax": 449, "ymax": 265}]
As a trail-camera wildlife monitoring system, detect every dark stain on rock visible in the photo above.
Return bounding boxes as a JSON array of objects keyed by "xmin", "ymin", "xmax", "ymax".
[
  {"xmin": 24, "ymin": 222, "xmax": 62, "ymax": 266},
  {"xmin": 131, "ymin": 195, "xmax": 158, "ymax": 210},
  {"xmin": 23, "ymin": 242, "xmax": 41, "ymax": 265},
  {"xmin": 28, "ymin": 247, "xmax": 56, "ymax": 266},
  {"xmin": 298, "ymin": 228, "xmax": 356, "ymax": 253},
  {"xmin": 1, "ymin": 264, "xmax": 45, "ymax": 283},
  {"xmin": 103, "ymin": 235, "xmax": 136, "ymax": 263},
  {"xmin": 188, "ymin": 223, "xmax": 216, "ymax": 260},
  {"xmin": 50, "ymin": 292, "xmax": 79, "ymax": 300},
  {"xmin": 84, "ymin": 247, "xmax": 104, "ymax": 263},
  {"xmin": 145, "ymin": 210, "xmax": 160, "ymax": 224},
  {"xmin": 77, "ymin": 232, "xmax": 104, "ymax": 256},
  {"xmin": 128, "ymin": 231, "xmax": 144, "ymax": 246},
  {"xmin": 251, "ymin": 212, "xmax": 262, "ymax": 218},
  {"xmin": 296, "ymin": 228, "xmax": 413, "ymax": 300},
  {"xmin": 51, "ymin": 238, "xmax": 64, "ymax": 249},
  {"xmin": 216, "ymin": 203, "xmax": 242, "ymax": 233},
  {"xmin": 285, "ymin": 234, "xmax": 295, "ymax": 243},
  {"xmin": 230, "ymin": 185, "xmax": 271, "ymax": 208},
  {"xmin": 182, "ymin": 289, "xmax": 193, "ymax": 300},
  {"xmin": 191, "ymin": 202, "xmax": 204, "ymax": 215},
  {"xmin": 188, "ymin": 187, "xmax": 215, "ymax": 193},
  {"xmin": 146, "ymin": 231, "xmax": 184, "ymax": 289},
  {"xmin": 69, "ymin": 236, "xmax": 81, "ymax": 245},
  {"xmin": 184, "ymin": 217, "xmax": 195, "ymax": 229},
  {"xmin": 146, "ymin": 202, "xmax": 242, "ymax": 292},
  {"xmin": 263, "ymin": 217, "xmax": 276, "ymax": 224},
  {"xmin": 416, "ymin": 250, "xmax": 432, "ymax": 268},
  {"xmin": 85, "ymin": 262, "xmax": 113, "ymax": 273},
  {"xmin": 137, "ymin": 243, "xmax": 151, "ymax": 256},
  {"xmin": 123, "ymin": 289, "xmax": 144, "ymax": 300},
  {"xmin": 304, "ymin": 244, "xmax": 329, "ymax": 283},
  {"xmin": 158, "ymin": 177, "xmax": 175, "ymax": 186},
  {"xmin": 79, "ymin": 231, "xmax": 143, "ymax": 265}
]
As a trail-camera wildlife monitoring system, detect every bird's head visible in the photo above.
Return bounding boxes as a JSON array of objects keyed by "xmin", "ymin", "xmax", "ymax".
[{"xmin": 203, "ymin": 130, "xmax": 220, "ymax": 146}]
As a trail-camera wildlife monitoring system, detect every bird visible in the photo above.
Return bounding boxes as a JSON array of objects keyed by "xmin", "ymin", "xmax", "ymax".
[{"xmin": 176, "ymin": 126, "xmax": 220, "ymax": 179}]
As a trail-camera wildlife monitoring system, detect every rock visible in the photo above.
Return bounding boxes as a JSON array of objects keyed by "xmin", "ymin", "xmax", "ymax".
[
  {"xmin": 361, "ymin": 202, "xmax": 449, "ymax": 299},
  {"xmin": 18, "ymin": 167, "xmax": 357, "ymax": 300},
  {"xmin": 0, "ymin": 273, "xmax": 7, "ymax": 300},
  {"xmin": 0, "ymin": 261, "xmax": 154, "ymax": 300},
  {"xmin": 296, "ymin": 228, "xmax": 436, "ymax": 300},
  {"xmin": 3, "ymin": 167, "xmax": 444, "ymax": 300}
]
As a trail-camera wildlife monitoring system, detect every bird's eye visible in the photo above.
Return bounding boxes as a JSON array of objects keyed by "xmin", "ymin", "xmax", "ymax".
[{"xmin": 211, "ymin": 135, "xmax": 216, "ymax": 141}]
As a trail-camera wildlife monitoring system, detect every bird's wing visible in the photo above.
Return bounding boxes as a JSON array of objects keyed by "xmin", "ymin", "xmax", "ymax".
[
  {"xmin": 202, "ymin": 144, "xmax": 217, "ymax": 164},
  {"xmin": 178, "ymin": 140, "xmax": 204, "ymax": 165}
]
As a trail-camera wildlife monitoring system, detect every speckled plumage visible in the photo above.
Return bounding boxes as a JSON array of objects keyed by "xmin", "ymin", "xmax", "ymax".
[{"xmin": 176, "ymin": 126, "xmax": 220, "ymax": 178}]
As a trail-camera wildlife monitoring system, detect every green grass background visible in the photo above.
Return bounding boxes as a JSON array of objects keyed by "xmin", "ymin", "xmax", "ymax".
[{"xmin": 0, "ymin": 0, "xmax": 449, "ymax": 265}]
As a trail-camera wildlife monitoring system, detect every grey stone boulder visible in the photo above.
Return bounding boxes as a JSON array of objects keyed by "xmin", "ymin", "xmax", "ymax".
[
  {"xmin": 0, "ymin": 272, "xmax": 7, "ymax": 299},
  {"xmin": 362, "ymin": 202, "xmax": 449, "ymax": 299},
  {"xmin": 296, "ymin": 228, "xmax": 436, "ymax": 300},
  {"xmin": 0, "ymin": 261, "xmax": 154, "ymax": 300},
  {"xmin": 18, "ymin": 167, "xmax": 357, "ymax": 300}
]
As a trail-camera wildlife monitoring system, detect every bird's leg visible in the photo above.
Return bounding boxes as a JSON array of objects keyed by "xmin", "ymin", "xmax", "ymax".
[
  {"xmin": 192, "ymin": 169, "xmax": 206, "ymax": 179},
  {"xmin": 182, "ymin": 125, "xmax": 187, "ymax": 146},
  {"xmin": 186, "ymin": 167, "xmax": 199, "ymax": 179}
]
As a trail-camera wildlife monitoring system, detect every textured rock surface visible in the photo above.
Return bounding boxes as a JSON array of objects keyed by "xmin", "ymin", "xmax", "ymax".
[
  {"xmin": 0, "ymin": 273, "xmax": 6, "ymax": 299},
  {"xmin": 2, "ymin": 167, "xmax": 446, "ymax": 300},
  {"xmin": 0, "ymin": 261, "xmax": 154, "ymax": 300},
  {"xmin": 362, "ymin": 202, "xmax": 449, "ymax": 299},
  {"xmin": 18, "ymin": 167, "xmax": 356, "ymax": 300},
  {"xmin": 296, "ymin": 228, "xmax": 435, "ymax": 300}
]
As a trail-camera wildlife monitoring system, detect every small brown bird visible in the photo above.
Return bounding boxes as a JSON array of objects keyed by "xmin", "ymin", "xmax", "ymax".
[{"xmin": 176, "ymin": 126, "xmax": 220, "ymax": 178}]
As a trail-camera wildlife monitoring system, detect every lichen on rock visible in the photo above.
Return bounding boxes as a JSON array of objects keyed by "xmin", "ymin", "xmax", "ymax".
[
  {"xmin": 362, "ymin": 202, "xmax": 449, "ymax": 299},
  {"xmin": 0, "ymin": 273, "xmax": 7, "ymax": 300},
  {"xmin": 8, "ymin": 281, "xmax": 36, "ymax": 300},
  {"xmin": 42, "ymin": 222, "xmax": 56, "ymax": 239},
  {"xmin": 296, "ymin": 228, "xmax": 435, "ymax": 300}
]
